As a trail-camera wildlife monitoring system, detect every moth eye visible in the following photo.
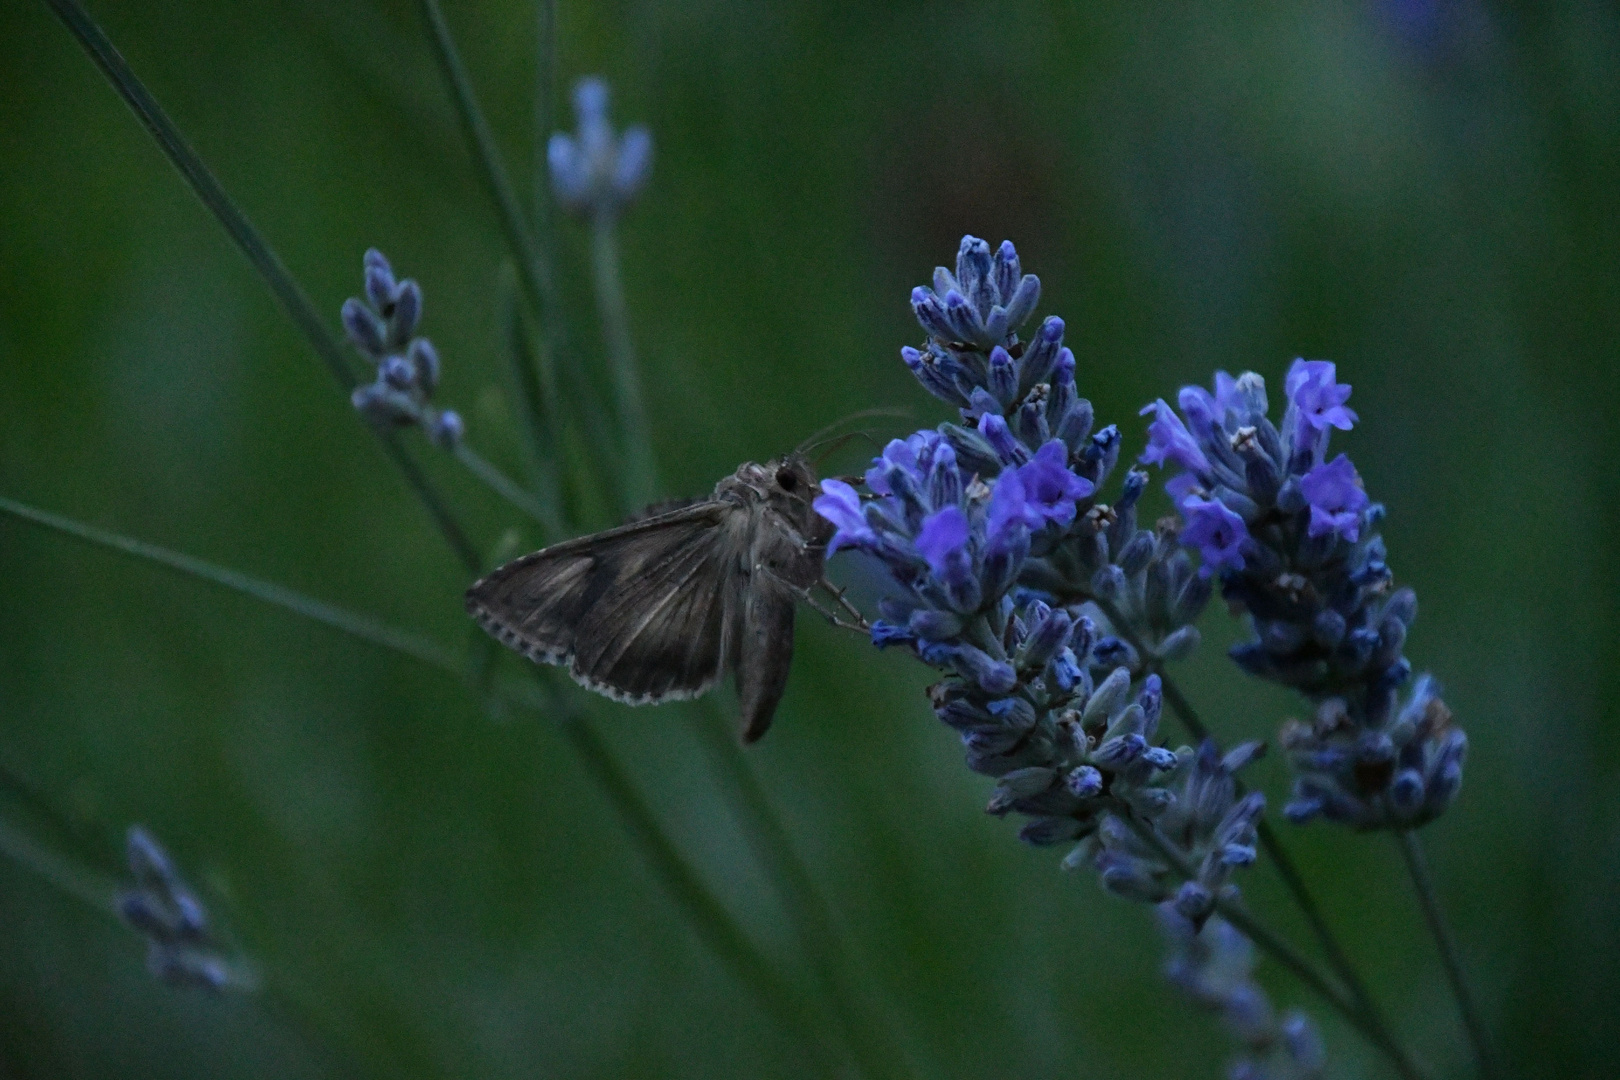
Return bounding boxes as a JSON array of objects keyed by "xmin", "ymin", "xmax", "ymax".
[{"xmin": 775, "ymin": 468, "xmax": 799, "ymax": 492}]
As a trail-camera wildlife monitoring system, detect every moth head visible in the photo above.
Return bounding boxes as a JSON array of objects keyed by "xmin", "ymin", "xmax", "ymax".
[{"xmin": 766, "ymin": 454, "xmax": 819, "ymax": 503}]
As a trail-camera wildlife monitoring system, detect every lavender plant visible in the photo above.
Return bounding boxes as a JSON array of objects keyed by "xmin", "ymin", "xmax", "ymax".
[
  {"xmin": 10, "ymin": 1, "xmax": 1501, "ymax": 1077},
  {"xmin": 814, "ymin": 234, "xmax": 1487, "ymax": 1079}
]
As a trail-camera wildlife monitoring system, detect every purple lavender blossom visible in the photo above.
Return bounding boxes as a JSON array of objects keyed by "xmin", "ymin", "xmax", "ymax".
[
  {"xmin": 812, "ymin": 479, "xmax": 875, "ymax": 555},
  {"xmin": 985, "ymin": 469, "xmax": 1030, "ymax": 546},
  {"xmin": 1285, "ymin": 359, "xmax": 1357, "ymax": 437},
  {"xmin": 1013, "ymin": 441, "xmax": 1094, "ymax": 528},
  {"xmin": 1139, "ymin": 399, "xmax": 1211, "ymax": 473},
  {"xmin": 1181, "ymin": 497, "xmax": 1249, "ymax": 576},
  {"xmin": 865, "ymin": 431, "xmax": 947, "ymax": 496},
  {"xmin": 915, "ymin": 506, "xmax": 970, "ymax": 578},
  {"xmin": 1301, "ymin": 454, "xmax": 1369, "ymax": 541}
]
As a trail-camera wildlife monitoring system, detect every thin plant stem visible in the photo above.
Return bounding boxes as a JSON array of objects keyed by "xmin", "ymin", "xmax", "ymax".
[
  {"xmin": 0, "ymin": 493, "xmax": 463, "ymax": 674},
  {"xmin": 552, "ymin": 703, "xmax": 841, "ymax": 1075},
  {"xmin": 1121, "ymin": 814, "xmax": 1428, "ymax": 1080},
  {"xmin": 685, "ymin": 705, "xmax": 917, "ymax": 1080},
  {"xmin": 533, "ymin": 0, "xmax": 559, "ymax": 235},
  {"xmin": 415, "ymin": 0, "xmax": 618, "ymax": 481},
  {"xmin": 1092, "ymin": 596, "xmax": 1397, "ymax": 1038},
  {"xmin": 42, "ymin": 0, "xmax": 482, "ymax": 573},
  {"xmin": 590, "ymin": 211, "xmax": 656, "ymax": 513},
  {"xmin": 1396, "ymin": 829, "xmax": 1500, "ymax": 1080},
  {"xmin": 0, "ymin": 814, "xmax": 119, "ymax": 917},
  {"xmin": 451, "ymin": 441, "xmax": 555, "ymax": 530},
  {"xmin": 497, "ymin": 264, "xmax": 566, "ymax": 540}
]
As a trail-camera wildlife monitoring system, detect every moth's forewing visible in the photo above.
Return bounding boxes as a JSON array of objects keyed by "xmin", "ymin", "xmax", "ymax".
[
  {"xmin": 465, "ymin": 501, "xmax": 743, "ymax": 704},
  {"xmin": 467, "ymin": 453, "xmax": 833, "ymax": 741}
]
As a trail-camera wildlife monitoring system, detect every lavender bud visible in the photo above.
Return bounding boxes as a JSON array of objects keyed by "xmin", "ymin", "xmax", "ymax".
[
  {"xmin": 612, "ymin": 125, "xmax": 654, "ymax": 201},
  {"xmin": 341, "ymin": 298, "xmax": 386, "ymax": 357},
  {"xmin": 408, "ymin": 338, "xmax": 440, "ymax": 394},
  {"xmin": 988, "ymin": 346, "xmax": 1018, "ymax": 407},
  {"xmin": 381, "ymin": 354, "xmax": 415, "ymax": 391},
  {"xmin": 430, "ymin": 410, "xmax": 465, "ymax": 448},
  {"xmin": 1173, "ymin": 880, "xmax": 1215, "ymax": 925},
  {"xmin": 390, "ymin": 279, "xmax": 422, "ymax": 340},
  {"xmin": 1066, "ymin": 765, "xmax": 1103, "ymax": 798},
  {"xmin": 992, "ymin": 239, "xmax": 1021, "ymax": 299},
  {"xmin": 1020, "ymin": 816, "xmax": 1083, "ymax": 846}
]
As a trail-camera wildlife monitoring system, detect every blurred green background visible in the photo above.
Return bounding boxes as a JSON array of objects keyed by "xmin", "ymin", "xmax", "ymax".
[{"xmin": 2, "ymin": 0, "xmax": 1617, "ymax": 1077}]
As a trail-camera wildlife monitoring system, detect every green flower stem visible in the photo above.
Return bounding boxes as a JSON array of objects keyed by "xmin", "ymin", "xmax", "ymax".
[
  {"xmin": 41, "ymin": 0, "xmax": 481, "ymax": 574},
  {"xmin": 0, "ymin": 493, "xmax": 463, "ymax": 673},
  {"xmin": 686, "ymin": 706, "xmax": 918, "ymax": 1080},
  {"xmin": 415, "ymin": 0, "xmax": 619, "ymax": 483},
  {"xmin": 533, "ymin": 0, "xmax": 559, "ymax": 240},
  {"xmin": 0, "ymin": 814, "xmax": 119, "ymax": 918},
  {"xmin": 452, "ymin": 441, "xmax": 556, "ymax": 531},
  {"xmin": 1396, "ymin": 828, "xmax": 1500, "ymax": 1080},
  {"xmin": 498, "ymin": 265, "xmax": 567, "ymax": 541},
  {"xmin": 1120, "ymin": 814, "xmax": 1429, "ymax": 1080},
  {"xmin": 589, "ymin": 212, "xmax": 657, "ymax": 514}
]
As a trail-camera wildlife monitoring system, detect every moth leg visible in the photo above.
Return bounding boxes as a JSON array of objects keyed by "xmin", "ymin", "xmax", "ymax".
[
  {"xmin": 757, "ymin": 565, "xmax": 867, "ymax": 635},
  {"xmin": 817, "ymin": 578, "xmax": 870, "ymax": 631}
]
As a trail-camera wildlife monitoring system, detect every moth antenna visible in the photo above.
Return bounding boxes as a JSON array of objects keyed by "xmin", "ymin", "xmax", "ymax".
[
  {"xmin": 810, "ymin": 430, "xmax": 883, "ymax": 468},
  {"xmin": 794, "ymin": 406, "xmax": 912, "ymax": 458}
]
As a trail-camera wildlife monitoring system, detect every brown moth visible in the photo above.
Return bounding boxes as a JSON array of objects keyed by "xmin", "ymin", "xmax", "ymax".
[{"xmin": 465, "ymin": 455, "xmax": 834, "ymax": 742}]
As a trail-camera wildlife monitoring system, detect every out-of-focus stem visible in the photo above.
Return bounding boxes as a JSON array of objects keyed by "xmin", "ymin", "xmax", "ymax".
[
  {"xmin": 589, "ymin": 211, "xmax": 656, "ymax": 513},
  {"xmin": 1397, "ymin": 829, "xmax": 1500, "ymax": 1080}
]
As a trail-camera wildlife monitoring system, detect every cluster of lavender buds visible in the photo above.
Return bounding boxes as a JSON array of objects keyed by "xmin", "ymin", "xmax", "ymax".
[
  {"xmin": 1137, "ymin": 365, "xmax": 1465, "ymax": 829},
  {"xmin": 1158, "ymin": 907, "xmax": 1326, "ymax": 1080},
  {"xmin": 343, "ymin": 249, "xmax": 463, "ymax": 448},
  {"xmin": 116, "ymin": 826, "xmax": 240, "ymax": 991},
  {"xmin": 548, "ymin": 77, "xmax": 653, "ymax": 219},
  {"xmin": 813, "ymin": 237, "xmax": 1242, "ymax": 889}
]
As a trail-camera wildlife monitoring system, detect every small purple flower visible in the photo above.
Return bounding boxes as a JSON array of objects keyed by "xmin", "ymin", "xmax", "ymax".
[
  {"xmin": 985, "ymin": 469, "xmax": 1029, "ymax": 547},
  {"xmin": 813, "ymin": 479, "xmax": 875, "ymax": 554},
  {"xmin": 1285, "ymin": 359, "xmax": 1357, "ymax": 436},
  {"xmin": 1013, "ymin": 440, "xmax": 1094, "ymax": 528},
  {"xmin": 1181, "ymin": 497, "xmax": 1250, "ymax": 576},
  {"xmin": 1176, "ymin": 371, "xmax": 1241, "ymax": 441},
  {"xmin": 915, "ymin": 506, "xmax": 971, "ymax": 578},
  {"xmin": 1301, "ymin": 453, "xmax": 1369, "ymax": 541},
  {"xmin": 865, "ymin": 430, "xmax": 950, "ymax": 501},
  {"xmin": 1139, "ymin": 399, "xmax": 1211, "ymax": 473}
]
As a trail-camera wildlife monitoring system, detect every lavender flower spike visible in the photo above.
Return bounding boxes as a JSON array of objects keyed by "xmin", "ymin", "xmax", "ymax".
[
  {"xmin": 549, "ymin": 76, "xmax": 653, "ymax": 218},
  {"xmin": 1137, "ymin": 359, "xmax": 1465, "ymax": 830},
  {"xmin": 343, "ymin": 250, "xmax": 463, "ymax": 447},
  {"xmin": 118, "ymin": 826, "xmax": 250, "ymax": 992}
]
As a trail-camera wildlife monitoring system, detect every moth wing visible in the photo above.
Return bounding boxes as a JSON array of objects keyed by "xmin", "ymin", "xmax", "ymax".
[{"xmin": 465, "ymin": 502, "xmax": 741, "ymax": 705}]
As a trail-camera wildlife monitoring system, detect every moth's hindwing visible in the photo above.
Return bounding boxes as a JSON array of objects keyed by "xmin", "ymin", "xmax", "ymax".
[{"xmin": 465, "ymin": 501, "xmax": 741, "ymax": 705}]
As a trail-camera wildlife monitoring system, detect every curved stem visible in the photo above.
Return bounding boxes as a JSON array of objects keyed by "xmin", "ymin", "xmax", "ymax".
[
  {"xmin": 1397, "ymin": 829, "xmax": 1500, "ymax": 1080},
  {"xmin": 1121, "ymin": 815, "xmax": 1427, "ymax": 1080}
]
